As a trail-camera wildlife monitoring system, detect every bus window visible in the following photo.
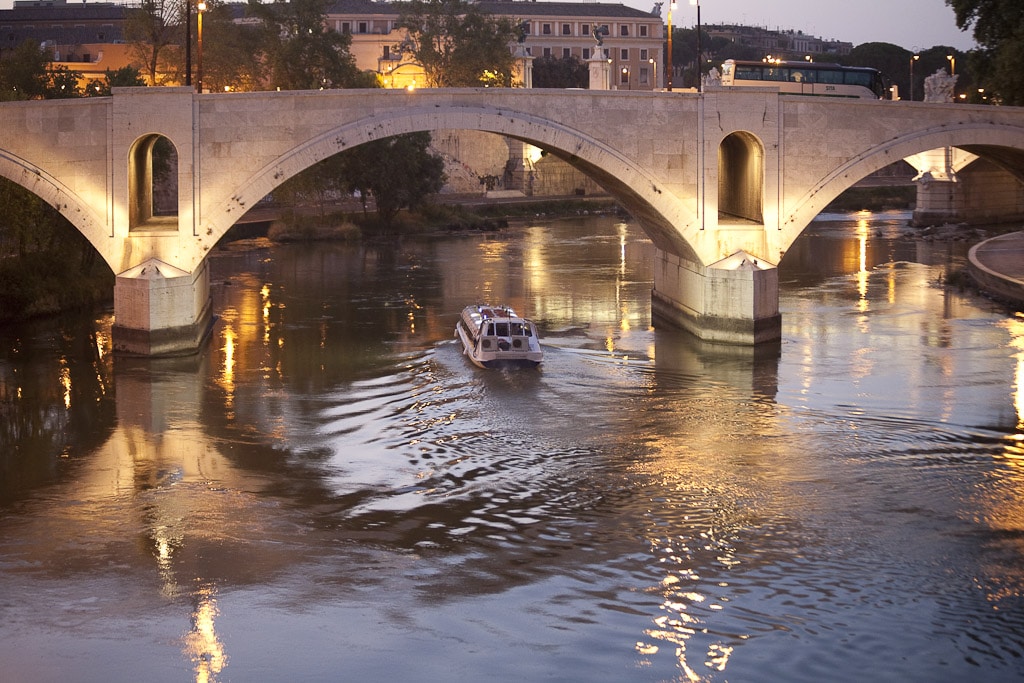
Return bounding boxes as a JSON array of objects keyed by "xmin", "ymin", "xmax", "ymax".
[
  {"xmin": 817, "ymin": 69, "xmax": 844, "ymax": 84},
  {"xmin": 735, "ymin": 65, "xmax": 762, "ymax": 81},
  {"xmin": 844, "ymin": 71, "xmax": 871, "ymax": 87},
  {"xmin": 790, "ymin": 69, "xmax": 814, "ymax": 83}
]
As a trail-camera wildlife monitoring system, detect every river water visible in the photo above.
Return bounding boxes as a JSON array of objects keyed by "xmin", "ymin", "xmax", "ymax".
[{"xmin": 1, "ymin": 211, "xmax": 1023, "ymax": 682}]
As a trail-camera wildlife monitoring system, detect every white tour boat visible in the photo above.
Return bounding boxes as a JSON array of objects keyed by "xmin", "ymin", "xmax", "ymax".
[{"xmin": 455, "ymin": 304, "xmax": 543, "ymax": 368}]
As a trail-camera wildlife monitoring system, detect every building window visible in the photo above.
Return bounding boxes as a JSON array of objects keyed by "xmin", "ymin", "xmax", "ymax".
[
  {"xmin": 341, "ymin": 22, "xmax": 350, "ymax": 34},
  {"xmin": 358, "ymin": 22, "xmax": 367, "ymax": 33},
  {"xmin": 383, "ymin": 45, "xmax": 390, "ymax": 59},
  {"xmin": 640, "ymin": 25, "xmax": 648, "ymax": 37},
  {"xmin": 543, "ymin": 47, "xmax": 552, "ymax": 57},
  {"xmin": 620, "ymin": 69, "xmax": 629, "ymax": 84},
  {"xmin": 542, "ymin": 23, "xmax": 551, "ymax": 35},
  {"xmin": 582, "ymin": 24, "xmax": 589, "ymax": 35},
  {"xmin": 562, "ymin": 47, "xmax": 571, "ymax": 59},
  {"xmin": 562, "ymin": 23, "xmax": 571, "ymax": 36},
  {"xmin": 620, "ymin": 48, "xmax": 629, "ymax": 61},
  {"xmin": 583, "ymin": 48, "xmax": 591, "ymax": 59},
  {"xmin": 640, "ymin": 67, "xmax": 649, "ymax": 84},
  {"xmin": 640, "ymin": 49, "xmax": 648, "ymax": 60},
  {"xmin": 620, "ymin": 25, "xmax": 629, "ymax": 37}
]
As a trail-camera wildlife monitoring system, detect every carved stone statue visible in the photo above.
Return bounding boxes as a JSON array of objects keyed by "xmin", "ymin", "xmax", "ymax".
[
  {"xmin": 651, "ymin": 2, "xmax": 663, "ymax": 17},
  {"xmin": 593, "ymin": 25, "xmax": 609, "ymax": 46},
  {"xmin": 517, "ymin": 21, "xmax": 529, "ymax": 44},
  {"xmin": 923, "ymin": 68, "xmax": 958, "ymax": 103}
]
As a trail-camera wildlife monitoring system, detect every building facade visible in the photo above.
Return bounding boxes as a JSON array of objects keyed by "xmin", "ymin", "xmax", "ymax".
[
  {"xmin": 0, "ymin": 1, "xmax": 133, "ymax": 87},
  {"xmin": 325, "ymin": 0, "xmax": 667, "ymax": 90}
]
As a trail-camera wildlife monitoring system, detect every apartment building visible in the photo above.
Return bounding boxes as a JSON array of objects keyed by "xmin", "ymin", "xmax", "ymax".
[{"xmin": 326, "ymin": 0, "xmax": 666, "ymax": 90}]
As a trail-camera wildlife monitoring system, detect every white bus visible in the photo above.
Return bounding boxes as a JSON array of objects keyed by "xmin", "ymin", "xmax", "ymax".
[{"xmin": 719, "ymin": 59, "xmax": 890, "ymax": 99}]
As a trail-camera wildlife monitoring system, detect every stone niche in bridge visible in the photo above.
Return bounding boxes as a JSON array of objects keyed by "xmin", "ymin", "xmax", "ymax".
[{"xmin": 112, "ymin": 259, "xmax": 213, "ymax": 357}]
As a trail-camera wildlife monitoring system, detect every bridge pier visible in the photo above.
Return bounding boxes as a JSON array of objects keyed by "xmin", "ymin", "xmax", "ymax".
[
  {"xmin": 652, "ymin": 249, "xmax": 781, "ymax": 345},
  {"xmin": 112, "ymin": 259, "xmax": 214, "ymax": 357}
]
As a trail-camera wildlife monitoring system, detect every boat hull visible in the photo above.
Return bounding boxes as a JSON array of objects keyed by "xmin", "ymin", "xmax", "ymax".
[{"xmin": 455, "ymin": 305, "xmax": 543, "ymax": 369}]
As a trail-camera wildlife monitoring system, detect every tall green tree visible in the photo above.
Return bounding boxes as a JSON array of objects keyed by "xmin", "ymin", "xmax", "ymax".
[
  {"xmin": 397, "ymin": 0, "xmax": 518, "ymax": 87},
  {"xmin": 45, "ymin": 65, "xmax": 84, "ymax": 99},
  {"xmin": 0, "ymin": 39, "xmax": 51, "ymax": 101},
  {"xmin": 85, "ymin": 66, "xmax": 147, "ymax": 97},
  {"xmin": 532, "ymin": 55, "xmax": 588, "ymax": 88},
  {"xmin": 249, "ymin": 0, "xmax": 364, "ymax": 90},
  {"xmin": 337, "ymin": 133, "xmax": 446, "ymax": 227},
  {"xmin": 947, "ymin": 0, "xmax": 1024, "ymax": 104},
  {"xmin": 198, "ymin": 2, "xmax": 267, "ymax": 92},
  {"xmin": 124, "ymin": 0, "xmax": 180, "ymax": 86}
]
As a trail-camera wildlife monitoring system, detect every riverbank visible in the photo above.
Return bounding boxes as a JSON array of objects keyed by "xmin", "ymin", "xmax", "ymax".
[{"xmin": 968, "ymin": 231, "xmax": 1024, "ymax": 309}]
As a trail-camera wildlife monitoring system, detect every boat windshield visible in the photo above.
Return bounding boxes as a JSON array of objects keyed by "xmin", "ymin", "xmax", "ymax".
[{"xmin": 484, "ymin": 321, "xmax": 532, "ymax": 337}]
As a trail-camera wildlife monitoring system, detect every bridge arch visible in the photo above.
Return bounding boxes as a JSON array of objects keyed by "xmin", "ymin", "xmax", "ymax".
[
  {"xmin": 719, "ymin": 131, "xmax": 765, "ymax": 224},
  {"xmin": 0, "ymin": 150, "xmax": 111, "ymax": 270},
  {"xmin": 206, "ymin": 104, "xmax": 700, "ymax": 265},
  {"xmin": 780, "ymin": 123, "xmax": 1024, "ymax": 251}
]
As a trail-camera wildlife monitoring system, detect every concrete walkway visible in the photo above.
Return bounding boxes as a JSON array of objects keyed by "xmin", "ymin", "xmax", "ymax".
[{"xmin": 968, "ymin": 231, "xmax": 1024, "ymax": 308}]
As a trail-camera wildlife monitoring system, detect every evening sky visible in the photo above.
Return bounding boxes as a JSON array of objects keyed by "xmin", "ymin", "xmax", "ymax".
[{"xmin": 634, "ymin": 0, "xmax": 976, "ymax": 51}]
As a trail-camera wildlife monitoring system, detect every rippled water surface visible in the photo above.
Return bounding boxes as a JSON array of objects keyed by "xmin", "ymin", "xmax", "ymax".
[{"xmin": 2, "ymin": 212, "xmax": 1023, "ymax": 682}]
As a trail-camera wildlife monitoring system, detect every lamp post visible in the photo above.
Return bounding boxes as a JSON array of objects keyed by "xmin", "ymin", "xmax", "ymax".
[
  {"xmin": 185, "ymin": 0, "xmax": 192, "ymax": 87},
  {"xmin": 909, "ymin": 54, "xmax": 919, "ymax": 101},
  {"xmin": 649, "ymin": 57, "xmax": 657, "ymax": 89},
  {"xmin": 947, "ymin": 53, "xmax": 955, "ymax": 76},
  {"xmin": 622, "ymin": 66, "xmax": 630, "ymax": 90},
  {"xmin": 690, "ymin": 0, "xmax": 701, "ymax": 92},
  {"xmin": 666, "ymin": 1, "xmax": 675, "ymax": 91},
  {"xmin": 197, "ymin": 1, "xmax": 206, "ymax": 93}
]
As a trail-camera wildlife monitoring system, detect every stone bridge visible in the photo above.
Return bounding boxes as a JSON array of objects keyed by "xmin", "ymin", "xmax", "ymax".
[{"xmin": 3, "ymin": 86, "xmax": 1024, "ymax": 354}]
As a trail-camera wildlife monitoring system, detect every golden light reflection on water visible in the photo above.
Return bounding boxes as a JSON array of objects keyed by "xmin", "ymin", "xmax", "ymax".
[
  {"xmin": 220, "ymin": 324, "xmax": 236, "ymax": 411},
  {"xmin": 183, "ymin": 585, "xmax": 228, "ymax": 683},
  {"xmin": 1010, "ymin": 313, "xmax": 1024, "ymax": 431},
  {"xmin": 856, "ymin": 216, "xmax": 869, "ymax": 314},
  {"xmin": 58, "ymin": 357, "xmax": 71, "ymax": 409},
  {"xmin": 1006, "ymin": 314, "xmax": 1024, "ymax": 454}
]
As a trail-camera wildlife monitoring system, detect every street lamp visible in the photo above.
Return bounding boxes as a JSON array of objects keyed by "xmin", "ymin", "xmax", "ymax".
[
  {"xmin": 909, "ymin": 54, "xmax": 919, "ymax": 101},
  {"xmin": 666, "ymin": 1, "xmax": 676, "ymax": 91},
  {"xmin": 649, "ymin": 57, "xmax": 657, "ymax": 89},
  {"xmin": 197, "ymin": 1, "xmax": 206, "ymax": 93},
  {"xmin": 690, "ymin": 0, "xmax": 701, "ymax": 92},
  {"xmin": 947, "ymin": 53, "xmax": 955, "ymax": 76},
  {"xmin": 185, "ymin": 0, "xmax": 192, "ymax": 87},
  {"xmin": 621, "ymin": 66, "xmax": 630, "ymax": 90}
]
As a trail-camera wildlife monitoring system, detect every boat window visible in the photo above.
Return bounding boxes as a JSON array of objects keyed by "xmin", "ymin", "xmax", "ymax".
[
  {"xmin": 510, "ymin": 322, "xmax": 525, "ymax": 336},
  {"xmin": 494, "ymin": 322, "xmax": 510, "ymax": 336}
]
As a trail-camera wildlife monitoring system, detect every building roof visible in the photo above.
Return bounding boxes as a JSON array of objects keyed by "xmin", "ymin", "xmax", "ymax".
[
  {"xmin": 477, "ymin": 1, "xmax": 659, "ymax": 19},
  {"xmin": 326, "ymin": 0, "xmax": 660, "ymax": 20},
  {"xmin": 0, "ymin": 3, "xmax": 127, "ymax": 23}
]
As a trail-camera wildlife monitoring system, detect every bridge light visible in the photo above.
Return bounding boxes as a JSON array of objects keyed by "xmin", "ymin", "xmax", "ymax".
[{"xmin": 909, "ymin": 54, "xmax": 919, "ymax": 101}]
